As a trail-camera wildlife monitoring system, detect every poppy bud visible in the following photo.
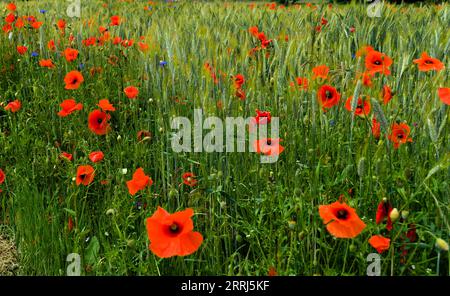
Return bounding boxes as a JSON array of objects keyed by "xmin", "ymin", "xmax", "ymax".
[
  {"xmin": 288, "ymin": 221, "xmax": 296, "ymax": 230},
  {"xmin": 298, "ymin": 231, "xmax": 305, "ymax": 240},
  {"xmin": 389, "ymin": 208, "xmax": 399, "ymax": 222},
  {"xmin": 126, "ymin": 239, "xmax": 136, "ymax": 248},
  {"xmin": 435, "ymin": 238, "xmax": 449, "ymax": 252},
  {"xmin": 349, "ymin": 244, "xmax": 356, "ymax": 252},
  {"xmin": 401, "ymin": 210, "xmax": 409, "ymax": 219},
  {"xmin": 159, "ymin": 127, "xmax": 163, "ymax": 133},
  {"xmin": 168, "ymin": 188, "xmax": 178, "ymax": 198}
]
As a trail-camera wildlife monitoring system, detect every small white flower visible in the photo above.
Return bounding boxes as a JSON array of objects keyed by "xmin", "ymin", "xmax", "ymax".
[
  {"xmin": 121, "ymin": 168, "xmax": 128, "ymax": 175},
  {"xmin": 8, "ymin": 32, "xmax": 13, "ymax": 40},
  {"xmin": 117, "ymin": 134, "xmax": 122, "ymax": 141}
]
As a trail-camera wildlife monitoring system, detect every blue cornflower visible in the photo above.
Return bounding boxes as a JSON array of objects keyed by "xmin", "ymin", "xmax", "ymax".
[
  {"xmin": 39, "ymin": 9, "xmax": 47, "ymax": 14},
  {"xmin": 31, "ymin": 51, "xmax": 39, "ymax": 57},
  {"xmin": 159, "ymin": 60, "xmax": 167, "ymax": 67}
]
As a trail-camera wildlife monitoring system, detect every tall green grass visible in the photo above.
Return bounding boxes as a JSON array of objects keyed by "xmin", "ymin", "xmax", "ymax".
[{"xmin": 0, "ymin": 1, "xmax": 448, "ymax": 275}]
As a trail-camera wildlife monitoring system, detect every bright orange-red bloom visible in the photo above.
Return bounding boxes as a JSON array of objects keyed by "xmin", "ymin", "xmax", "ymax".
[
  {"xmin": 14, "ymin": 17, "xmax": 24, "ymax": 29},
  {"xmin": 39, "ymin": 59, "xmax": 55, "ymax": 68},
  {"xmin": 89, "ymin": 151, "xmax": 104, "ymax": 163},
  {"xmin": 372, "ymin": 117, "xmax": 381, "ymax": 139},
  {"xmin": 64, "ymin": 48, "xmax": 79, "ymax": 62},
  {"xmin": 145, "ymin": 207, "xmax": 203, "ymax": 258},
  {"xmin": 57, "ymin": 99, "xmax": 83, "ymax": 117},
  {"xmin": 5, "ymin": 100, "xmax": 21, "ymax": 112},
  {"xmin": 31, "ymin": 21, "xmax": 43, "ymax": 30},
  {"xmin": 388, "ymin": 123, "xmax": 413, "ymax": 149},
  {"xmin": 317, "ymin": 85, "xmax": 340, "ymax": 111},
  {"xmin": 253, "ymin": 138, "xmax": 285, "ymax": 156},
  {"xmin": 365, "ymin": 50, "xmax": 392, "ymax": 76},
  {"xmin": 345, "ymin": 96, "xmax": 371, "ymax": 117},
  {"xmin": 138, "ymin": 42, "xmax": 149, "ymax": 52},
  {"xmin": 124, "ymin": 86, "xmax": 139, "ymax": 99},
  {"xmin": 64, "ymin": 70, "xmax": 84, "ymax": 90},
  {"xmin": 0, "ymin": 169, "xmax": 5, "ymax": 184},
  {"xmin": 318, "ymin": 201, "xmax": 366, "ymax": 238},
  {"xmin": 369, "ymin": 235, "xmax": 391, "ymax": 254},
  {"xmin": 182, "ymin": 172, "xmax": 197, "ymax": 187},
  {"xmin": 126, "ymin": 168, "xmax": 153, "ymax": 195},
  {"xmin": 292, "ymin": 77, "xmax": 308, "ymax": 90},
  {"xmin": 47, "ymin": 40, "xmax": 56, "ymax": 51},
  {"xmin": 438, "ymin": 88, "xmax": 450, "ymax": 105},
  {"xmin": 383, "ymin": 85, "xmax": 393, "ymax": 105},
  {"xmin": 413, "ymin": 52, "xmax": 445, "ymax": 72},
  {"xmin": 16, "ymin": 46, "xmax": 27, "ymax": 55},
  {"xmin": 249, "ymin": 26, "xmax": 259, "ymax": 37},
  {"xmin": 88, "ymin": 109, "xmax": 111, "ymax": 135},
  {"xmin": 110, "ymin": 15, "xmax": 121, "ymax": 26},
  {"xmin": 376, "ymin": 199, "xmax": 393, "ymax": 231},
  {"xmin": 97, "ymin": 99, "xmax": 115, "ymax": 112},
  {"xmin": 60, "ymin": 152, "xmax": 73, "ymax": 161},
  {"xmin": 76, "ymin": 165, "xmax": 95, "ymax": 186},
  {"xmin": 6, "ymin": 13, "xmax": 15, "ymax": 23},
  {"xmin": 312, "ymin": 65, "xmax": 329, "ymax": 79},
  {"xmin": 362, "ymin": 71, "xmax": 373, "ymax": 87},
  {"xmin": 233, "ymin": 74, "xmax": 245, "ymax": 89},
  {"xmin": 6, "ymin": 3, "xmax": 16, "ymax": 11}
]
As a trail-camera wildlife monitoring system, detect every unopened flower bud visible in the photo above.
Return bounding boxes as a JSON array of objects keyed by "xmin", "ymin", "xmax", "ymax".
[
  {"xmin": 390, "ymin": 208, "xmax": 399, "ymax": 222},
  {"xmin": 436, "ymin": 238, "xmax": 449, "ymax": 252}
]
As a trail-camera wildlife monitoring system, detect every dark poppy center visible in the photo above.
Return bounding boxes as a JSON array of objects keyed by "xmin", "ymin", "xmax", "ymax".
[
  {"xmin": 424, "ymin": 59, "xmax": 434, "ymax": 65},
  {"xmin": 325, "ymin": 90, "xmax": 333, "ymax": 99},
  {"xmin": 79, "ymin": 174, "xmax": 86, "ymax": 180},
  {"xmin": 168, "ymin": 222, "xmax": 182, "ymax": 234},
  {"xmin": 97, "ymin": 117, "xmax": 103, "ymax": 124},
  {"xmin": 397, "ymin": 133, "xmax": 404, "ymax": 139},
  {"xmin": 337, "ymin": 209, "xmax": 349, "ymax": 220},
  {"xmin": 266, "ymin": 139, "xmax": 272, "ymax": 145},
  {"xmin": 71, "ymin": 78, "xmax": 78, "ymax": 84},
  {"xmin": 374, "ymin": 60, "xmax": 381, "ymax": 65}
]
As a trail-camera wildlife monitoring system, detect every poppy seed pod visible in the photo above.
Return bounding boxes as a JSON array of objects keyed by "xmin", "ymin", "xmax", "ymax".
[
  {"xmin": 389, "ymin": 208, "xmax": 400, "ymax": 222},
  {"xmin": 401, "ymin": 210, "xmax": 409, "ymax": 220},
  {"xmin": 435, "ymin": 238, "xmax": 449, "ymax": 252}
]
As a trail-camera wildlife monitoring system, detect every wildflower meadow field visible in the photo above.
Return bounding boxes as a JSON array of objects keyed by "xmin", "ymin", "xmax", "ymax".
[{"xmin": 0, "ymin": 0, "xmax": 449, "ymax": 276}]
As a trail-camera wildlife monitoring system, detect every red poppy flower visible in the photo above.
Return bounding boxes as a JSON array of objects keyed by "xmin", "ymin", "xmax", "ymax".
[
  {"xmin": 89, "ymin": 151, "xmax": 104, "ymax": 163},
  {"xmin": 254, "ymin": 109, "xmax": 271, "ymax": 125},
  {"xmin": 318, "ymin": 201, "xmax": 366, "ymax": 238},
  {"xmin": 57, "ymin": 19, "xmax": 66, "ymax": 32},
  {"xmin": 110, "ymin": 15, "xmax": 121, "ymax": 26},
  {"xmin": 6, "ymin": 3, "xmax": 16, "ymax": 11},
  {"xmin": 375, "ymin": 198, "xmax": 393, "ymax": 231},
  {"xmin": 233, "ymin": 74, "xmax": 245, "ymax": 89},
  {"xmin": 317, "ymin": 85, "xmax": 340, "ymax": 111},
  {"xmin": 312, "ymin": 65, "xmax": 329, "ymax": 79},
  {"xmin": 47, "ymin": 40, "xmax": 56, "ymax": 51},
  {"xmin": 406, "ymin": 224, "xmax": 417, "ymax": 242},
  {"xmin": 31, "ymin": 21, "xmax": 43, "ymax": 30},
  {"xmin": 138, "ymin": 42, "xmax": 149, "ymax": 52},
  {"xmin": 383, "ymin": 85, "xmax": 393, "ymax": 105},
  {"xmin": 345, "ymin": 96, "xmax": 371, "ymax": 117},
  {"xmin": 97, "ymin": 99, "xmax": 115, "ymax": 112},
  {"xmin": 16, "ymin": 46, "xmax": 28, "ymax": 55},
  {"xmin": 413, "ymin": 52, "xmax": 445, "ymax": 72},
  {"xmin": 88, "ymin": 109, "xmax": 111, "ymax": 135},
  {"xmin": 145, "ymin": 207, "xmax": 203, "ymax": 258},
  {"xmin": 6, "ymin": 13, "xmax": 15, "ymax": 23},
  {"xmin": 0, "ymin": 169, "xmax": 5, "ymax": 184},
  {"xmin": 76, "ymin": 165, "xmax": 95, "ymax": 186},
  {"xmin": 321, "ymin": 18, "xmax": 328, "ymax": 25},
  {"xmin": 253, "ymin": 138, "xmax": 285, "ymax": 156},
  {"xmin": 57, "ymin": 99, "xmax": 83, "ymax": 117},
  {"xmin": 365, "ymin": 50, "xmax": 392, "ymax": 76},
  {"xmin": 2, "ymin": 24, "xmax": 12, "ymax": 33},
  {"xmin": 126, "ymin": 168, "xmax": 153, "ymax": 195},
  {"xmin": 182, "ymin": 172, "xmax": 197, "ymax": 187},
  {"xmin": 388, "ymin": 123, "xmax": 413, "ymax": 149},
  {"xmin": 249, "ymin": 26, "xmax": 259, "ymax": 37},
  {"xmin": 5, "ymin": 100, "xmax": 21, "ymax": 112},
  {"xmin": 369, "ymin": 235, "xmax": 391, "ymax": 254},
  {"xmin": 268, "ymin": 266, "xmax": 278, "ymax": 276},
  {"xmin": 64, "ymin": 70, "xmax": 84, "ymax": 90},
  {"xmin": 294, "ymin": 77, "xmax": 309, "ymax": 90},
  {"xmin": 438, "ymin": 88, "xmax": 450, "ymax": 105},
  {"xmin": 372, "ymin": 117, "xmax": 381, "ymax": 139},
  {"xmin": 124, "ymin": 86, "xmax": 139, "ymax": 99},
  {"xmin": 261, "ymin": 38, "xmax": 272, "ymax": 49},
  {"xmin": 362, "ymin": 71, "xmax": 373, "ymax": 87},
  {"xmin": 64, "ymin": 48, "xmax": 79, "ymax": 62},
  {"xmin": 60, "ymin": 152, "xmax": 73, "ymax": 161},
  {"xmin": 39, "ymin": 59, "xmax": 55, "ymax": 68}
]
